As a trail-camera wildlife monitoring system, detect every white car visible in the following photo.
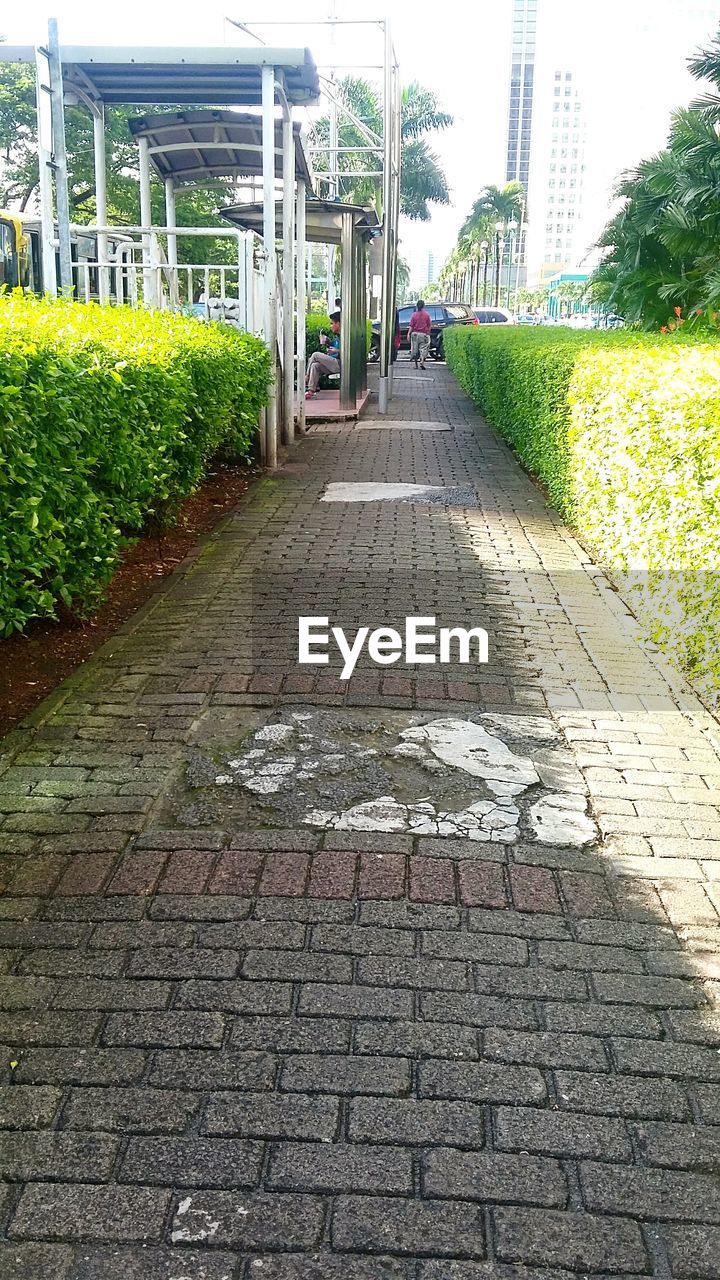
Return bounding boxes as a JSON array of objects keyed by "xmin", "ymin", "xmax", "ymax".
[{"xmin": 473, "ymin": 307, "xmax": 515, "ymax": 324}]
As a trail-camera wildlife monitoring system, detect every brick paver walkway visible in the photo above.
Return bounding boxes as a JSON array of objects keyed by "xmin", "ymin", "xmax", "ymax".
[{"xmin": 1, "ymin": 365, "xmax": 720, "ymax": 1278}]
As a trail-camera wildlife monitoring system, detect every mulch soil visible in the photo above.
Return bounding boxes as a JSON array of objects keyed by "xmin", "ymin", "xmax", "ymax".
[{"xmin": 0, "ymin": 462, "xmax": 258, "ymax": 738}]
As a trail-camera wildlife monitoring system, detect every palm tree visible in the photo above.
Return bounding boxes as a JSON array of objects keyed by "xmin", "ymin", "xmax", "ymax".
[
  {"xmin": 461, "ymin": 182, "xmax": 525, "ymax": 305},
  {"xmin": 313, "ymin": 78, "xmax": 452, "ymax": 222}
]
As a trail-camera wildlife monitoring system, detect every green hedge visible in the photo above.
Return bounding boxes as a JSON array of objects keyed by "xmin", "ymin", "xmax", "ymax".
[
  {"xmin": 0, "ymin": 295, "xmax": 271, "ymax": 635},
  {"xmin": 445, "ymin": 325, "xmax": 720, "ymax": 703}
]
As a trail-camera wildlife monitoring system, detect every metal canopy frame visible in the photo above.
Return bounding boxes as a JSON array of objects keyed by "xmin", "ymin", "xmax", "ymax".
[
  {"xmin": 222, "ymin": 198, "xmax": 377, "ymax": 412},
  {"xmin": 0, "ymin": 24, "xmax": 322, "ymax": 466},
  {"xmin": 128, "ymin": 110, "xmax": 313, "ymax": 187}
]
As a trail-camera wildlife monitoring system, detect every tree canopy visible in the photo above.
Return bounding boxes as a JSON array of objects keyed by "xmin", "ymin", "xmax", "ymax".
[{"xmin": 589, "ymin": 30, "xmax": 720, "ymax": 327}]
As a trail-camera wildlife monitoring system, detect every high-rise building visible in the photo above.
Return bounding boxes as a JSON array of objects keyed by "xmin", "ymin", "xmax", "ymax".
[
  {"xmin": 427, "ymin": 252, "xmax": 437, "ymax": 285},
  {"xmin": 533, "ymin": 67, "xmax": 588, "ymax": 283},
  {"xmin": 506, "ymin": 0, "xmax": 537, "ymax": 193},
  {"xmin": 505, "ymin": 0, "xmax": 537, "ymax": 290}
]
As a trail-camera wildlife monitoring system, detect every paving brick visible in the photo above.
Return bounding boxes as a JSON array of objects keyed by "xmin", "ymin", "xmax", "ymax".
[
  {"xmin": 558, "ymin": 870, "xmax": 616, "ymax": 918},
  {"xmin": 120, "ymin": 1135, "xmax": 263, "ymax": 1187},
  {"xmin": 70, "ymin": 1246, "xmax": 242, "ymax": 1280},
  {"xmin": 282, "ymin": 1053, "xmax": 410, "ymax": 1096},
  {"xmin": 10, "ymin": 1183, "xmax": 170, "ymax": 1242},
  {"xmin": 332, "ymin": 1194, "xmax": 486, "ymax": 1258},
  {"xmin": 458, "ymin": 863, "xmax": 507, "ymax": 908},
  {"xmin": 259, "ymin": 853, "xmax": 310, "ymax": 897},
  {"xmin": 409, "ymin": 857, "xmax": 456, "ymax": 903},
  {"xmin": 422, "ymin": 931, "xmax": 527, "ymax": 965},
  {"xmin": 555, "ymin": 1069, "xmax": 691, "ymax": 1120},
  {"xmin": 420, "ymin": 1060, "xmax": 546, "ymax": 1105},
  {"xmin": 473, "ymin": 964, "xmax": 587, "ymax": 1001},
  {"xmin": 593, "ymin": 971, "xmax": 705, "ymax": 1007},
  {"xmin": 19, "ymin": 948, "xmax": 124, "ymax": 977},
  {"xmin": 634, "ymin": 1120, "xmax": 720, "ymax": 1171},
  {"xmin": 495, "ymin": 1105, "xmax": 632, "ymax": 1160},
  {"xmin": 0, "ymin": 1011, "xmax": 100, "ymax": 1046},
  {"xmin": 0, "ymin": 1244, "xmax": 74, "ymax": 1280},
  {"xmin": 150, "ymin": 895, "xmax": 251, "ymax": 921},
  {"xmin": 208, "ymin": 849, "xmax": 263, "ymax": 896},
  {"xmin": 242, "ymin": 1255, "xmax": 412, "ymax": 1280},
  {"xmin": 64, "ymin": 1087, "xmax": 199, "ymax": 1133},
  {"xmin": 422, "ymin": 991, "xmax": 538, "ymax": 1031},
  {"xmin": 357, "ymin": 955, "xmax": 469, "ymax": 990},
  {"xmin": 537, "ymin": 940, "xmax": 643, "ymax": 973},
  {"xmin": 484, "ymin": 1028, "xmax": 608, "ymax": 1071},
  {"xmin": 249, "ymin": 898, "xmax": 354, "ymax": 924},
  {"xmin": 467, "ymin": 909, "xmax": 569, "ymax": 941},
  {"xmin": 169, "ymin": 1191, "xmax": 324, "ymax": 1248},
  {"xmin": 493, "ymin": 1206, "xmax": 647, "ymax": 1272},
  {"xmin": 360, "ymin": 902, "xmax": 460, "ymax": 930},
  {"xmin": 89, "ymin": 921, "xmax": 195, "ymax": 949},
  {"xmin": 308, "ymin": 852, "xmax": 357, "ymax": 898},
  {"xmin": 56, "ymin": 855, "xmax": 116, "ymax": 896},
  {"xmin": 510, "ymin": 866, "xmax": 561, "ymax": 914},
  {"xmin": 52, "ymin": 978, "xmax": 170, "ymax": 1011},
  {"xmin": 576, "ymin": 920, "xmax": 678, "ymax": 950},
  {"xmin": 349, "ymin": 1096, "xmax": 485, "ymax": 1147},
  {"xmin": 667, "ymin": 1009, "xmax": 720, "ymax": 1045},
  {"xmin": 202, "ymin": 1091, "xmax": 339, "ymax": 1140},
  {"xmin": 0, "ymin": 976, "xmax": 54, "ymax": 1009},
  {"xmin": 311, "ymin": 924, "xmax": 414, "ymax": 957},
  {"xmin": 0, "ymin": 1130, "xmax": 118, "ymax": 1181},
  {"xmin": 230, "ymin": 1015, "xmax": 351, "ymax": 1054},
  {"xmin": 176, "ymin": 979, "xmax": 292, "ymax": 1015},
  {"xmin": 243, "ymin": 949, "xmax": 353, "ymax": 983},
  {"xmin": 15, "ymin": 1048, "xmax": 146, "ymax": 1087},
  {"xmin": 664, "ymin": 1224, "xmax": 720, "ymax": 1279},
  {"xmin": 612, "ymin": 1036, "xmax": 720, "ymax": 1082},
  {"xmin": 200, "ymin": 921, "xmax": 305, "ymax": 951},
  {"xmin": 580, "ymin": 1159, "xmax": 720, "ymax": 1222},
  {"xmin": 0, "ymin": 1085, "xmax": 62, "ymax": 1129},
  {"xmin": 297, "ymin": 983, "xmax": 413, "ymax": 1020},
  {"xmin": 126, "ymin": 947, "xmax": 238, "ymax": 979},
  {"xmin": 107, "ymin": 851, "xmax": 166, "ymax": 896},
  {"xmin": 423, "ymin": 1147, "xmax": 567, "ymax": 1207},
  {"xmin": 357, "ymin": 853, "xmax": 406, "ymax": 899},
  {"xmin": 354, "ymin": 1019, "xmax": 478, "ymax": 1060},
  {"xmin": 149, "ymin": 1049, "xmax": 276, "ymax": 1090},
  {"xmin": 268, "ymin": 1141, "xmax": 412, "ymax": 1193},
  {"xmin": 542, "ymin": 1001, "xmax": 661, "ymax": 1039}
]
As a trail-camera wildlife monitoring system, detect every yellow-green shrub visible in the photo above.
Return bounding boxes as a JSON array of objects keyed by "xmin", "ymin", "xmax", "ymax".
[
  {"xmin": 0, "ymin": 295, "xmax": 270, "ymax": 635},
  {"xmin": 445, "ymin": 325, "xmax": 720, "ymax": 702}
]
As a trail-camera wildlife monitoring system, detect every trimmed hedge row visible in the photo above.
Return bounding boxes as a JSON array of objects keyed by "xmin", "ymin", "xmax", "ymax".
[
  {"xmin": 445, "ymin": 325, "xmax": 720, "ymax": 703},
  {"xmin": 0, "ymin": 295, "xmax": 271, "ymax": 635}
]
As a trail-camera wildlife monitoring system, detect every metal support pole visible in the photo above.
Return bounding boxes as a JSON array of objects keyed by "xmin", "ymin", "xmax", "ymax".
[
  {"xmin": 262, "ymin": 63, "xmax": 278, "ymax": 469},
  {"xmin": 340, "ymin": 211, "xmax": 353, "ymax": 409},
  {"xmin": 47, "ymin": 19, "xmax": 73, "ymax": 295},
  {"xmin": 389, "ymin": 56, "xmax": 401, "ymax": 400},
  {"xmin": 164, "ymin": 177, "xmax": 179, "ymax": 308},
  {"xmin": 282, "ymin": 108, "xmax": 295, "ymax": 444},
  {"xmin": 296, "ymin": 178, "xmax": 307, "ymax": 434},
  {"xmin": 93, "ymin": 102, "xmax": 109, "ymax": 304},
  {"xmin": 138, "ymin": 135, "xmax": 156, "ymax": 309},
  {"xmin": 378, "ymin": 19, "xmax": 394, "ymax": 415},
  {"xmin": 35, "ymin": 44, "xmax": 57, "ymax": 298}
]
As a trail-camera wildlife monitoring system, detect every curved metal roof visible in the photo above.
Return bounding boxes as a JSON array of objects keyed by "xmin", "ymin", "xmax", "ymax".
[
  {"xmin": 128, "ymin": 110, "xmax": 313, "ymax": 187},
  {"xmin": 0, "ymin": 45, "xmax": 320, "ymax": 107},
  {"xmin": 221, "ymin": 198, "xmax": 380, "ymax": 246}
]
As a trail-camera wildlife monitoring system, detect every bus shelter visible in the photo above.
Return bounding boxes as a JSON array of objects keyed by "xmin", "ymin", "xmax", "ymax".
[
  {"xmin": 0, "ymin": 28, "xmax": 320, "ymax": 465},
  {"xmin": 222, "ymin": 198, "xmax": 378, "ymax": 418}
]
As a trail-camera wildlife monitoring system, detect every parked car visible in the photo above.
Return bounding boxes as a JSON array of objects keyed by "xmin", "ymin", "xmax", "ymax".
[
  {"xmin": 517, "ymin": 312, "xmax": 542, "ymax": 326},
  {"xmin": 473, "ymin": 307, "xmax": 515, "ymax": 325},
  {"xmin": 369, "ymin": 301, "xmax": 477, "ymax": 361}
]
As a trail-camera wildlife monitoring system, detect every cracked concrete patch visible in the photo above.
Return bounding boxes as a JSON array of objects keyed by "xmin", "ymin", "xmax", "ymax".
[
  {"xmin": 357, "ymin": 419, "xmax": 449, "ymax": 431},
  {"xmin": 320, "ymin": 482, "xmax": 477, "ymax": 506},
  {"xmin": 166, "ymin": 708, "xmax": 598, "ymax": 847}
]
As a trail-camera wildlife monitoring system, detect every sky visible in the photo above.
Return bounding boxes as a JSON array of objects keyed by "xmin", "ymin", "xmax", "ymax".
[{"xmin": 4, "ymin": 0, "xmax": 720, "ymax": 285}]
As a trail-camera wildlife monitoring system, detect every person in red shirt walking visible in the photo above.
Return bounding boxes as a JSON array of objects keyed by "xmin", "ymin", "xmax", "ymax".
[{"xmin": 408, "ymin": 300, "xmax": 432, "ymax": 369}]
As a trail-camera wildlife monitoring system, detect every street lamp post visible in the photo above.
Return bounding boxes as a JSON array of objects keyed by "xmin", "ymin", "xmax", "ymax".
[
  {"xmin": 494, "ymin": 221, "xmax": 504, "ymax": 308},
  {"xmin": 481, "ymin": 240, "xmax": 489, "ymax": 306},
  {"xmin": 506, "ymin": 220, "xmax": 517, "ymax": 310}
]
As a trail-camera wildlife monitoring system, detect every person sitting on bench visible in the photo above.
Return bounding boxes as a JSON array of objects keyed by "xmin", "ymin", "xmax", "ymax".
[{"xmin": 306, "ymin": 311, "xmax": 341, "ymax": 398}]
